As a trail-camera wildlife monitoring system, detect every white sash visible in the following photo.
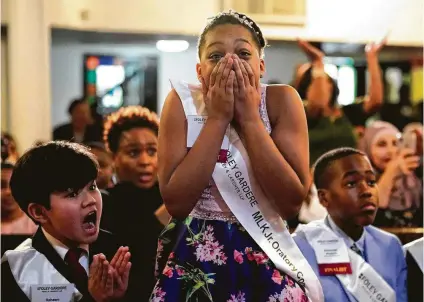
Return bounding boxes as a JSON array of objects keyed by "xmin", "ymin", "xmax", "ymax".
[
  {"xmin": 2, "ymin": 239, "xmax": 83, "ymax": 301},
  {"xmin": 404, "ymin": 238, "xmax": 423, "ymax": 272},
  {"xmin": 172, "ymin": 80, "xmax": 324, "ymax": 302},
  {"xmin": 299, "ymin": 220, "xmax": 396, "ymax": 302}
]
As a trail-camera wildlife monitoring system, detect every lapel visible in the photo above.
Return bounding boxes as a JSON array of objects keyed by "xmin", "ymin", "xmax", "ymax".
[
  {"xmin": 362, "ymin": 227, "xmax": 379, "ymax": 269},
  {"xmin": 31, "ymin": 228, "xmax": 90, "ymax": 297}
]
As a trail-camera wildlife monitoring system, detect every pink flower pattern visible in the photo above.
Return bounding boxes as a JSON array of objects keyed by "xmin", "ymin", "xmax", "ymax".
[
  {"xmin": 267, "ymin": 285, "xmax": 308, "ymax": 302},
  {"xmin": 155, "ymin": 239, "xmax": 164, "ymax": 277},
  {"xmin": 152, "ymin": 219, "xmax": 307, "ymax": 302},
  {"xmin": 234, "ymin": 250, "xmax": 244, "ymax": 264},
  {"xmin": 194, "ymin": 225, "xmax": 228, "ymax": 265},
  {"xmin": 151, "ymin": 286, "xmax": 166, "ymax": 302},
  {"xmin": 227, "ymin": 291, "xmax": 246, "ymax": 302},
  {"xmin": 162, "ymin": 265, "xmax": 173, "ymax": 278},
  {"xmin": 271, "ymin": 269, "xmax": 283, "ymax": 285}
]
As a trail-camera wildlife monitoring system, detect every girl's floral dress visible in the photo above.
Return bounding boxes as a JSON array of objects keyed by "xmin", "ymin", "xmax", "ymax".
[{"xmin": 150, "ymin": 86, "xmax": 308, "ymax": 302}]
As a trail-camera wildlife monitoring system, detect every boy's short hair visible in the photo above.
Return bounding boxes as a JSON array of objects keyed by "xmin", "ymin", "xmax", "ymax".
[
  {"xmin": 10, "ymin": 141, "xmax": 99, "ymax": 218},
  {"xmin": 313, "ymin": 147, "xmax": 365, "ymax": 189}
]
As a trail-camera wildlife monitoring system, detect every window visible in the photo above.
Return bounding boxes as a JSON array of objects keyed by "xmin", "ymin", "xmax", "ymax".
[{"xmin": 324, "ymin": 58, "xmax": 356, "ymax": 105}]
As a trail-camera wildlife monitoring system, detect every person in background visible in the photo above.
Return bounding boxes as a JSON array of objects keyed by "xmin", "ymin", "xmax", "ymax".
[
  {"xmin": 1, "ymin": 132, "xmax": 19, "ymax": 164},
  {"xmin": 294, "ymin": 39, "xmax": 385, "ymax": 165},
  {"xmin": 53, "ymin": 98, "xmax": 101, "ymax": 143},
  {"xmin": 293, "ymin": 147, "xmax": 407, "ymax": 302},
  {"xmin": 403, "ymin": 238, "xmax": 423, "ymax": 302},
  {"xmin": 1, "ymin": 163, "xmax": 37, "ymax": 235},
  {"xmin": 86, "ymin": 142, "xmax": 115, "ymax": 191},
  {"xmin": 403, "ymin": 122, "xmax": 423, "ymax": 180},
  {"xmin": 101, "ymin": 106, "xmax": 169, "ymax": 301},
  {"xmin": 1, "ymin": 141, "xmax": 131, "ymax": 301},
  {"xmin": 359, "ymin": 121, "xmax": 422, "ymax": 227}
]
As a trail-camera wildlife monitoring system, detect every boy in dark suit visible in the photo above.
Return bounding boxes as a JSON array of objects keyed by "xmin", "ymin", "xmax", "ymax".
[
  {"xmin": 1, "ymin": 141, "xmax": 131, "ymax": 301},
  {"xmin": 404, "ymin": 238, "xmax": 423, "ymax": 302},
  {"xmin": 293, "ymin": 147, "xmax": 407, "ymax": 302}
]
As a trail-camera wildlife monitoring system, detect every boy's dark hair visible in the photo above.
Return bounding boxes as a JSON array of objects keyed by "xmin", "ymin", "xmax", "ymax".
[
  {"xmin": 313, "ymin": 147, "xmax": 365, "ymax": 189},
  {"xmin": 103, "ymin": 106, "xmax": 159, "ymax": 154},
  {"xmin": 10, "ymin": 141, "xmax": 99, "ymax": 219},
  {"xmin": 197, "ymin": 10, "xmax": 267, "ymax": 58},
  {"xmin": 297, "ymin": 66, "xmax": 340, "ymax": 107},
  {"xmin": 68, "ymin": 98, "xmax": 87, "ymax": 115}
]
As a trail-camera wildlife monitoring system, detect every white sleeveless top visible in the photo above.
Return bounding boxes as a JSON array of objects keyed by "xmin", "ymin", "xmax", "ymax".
[{"xmin": 189, "ymin": 85, "xmax": 272, "ymax": 223}]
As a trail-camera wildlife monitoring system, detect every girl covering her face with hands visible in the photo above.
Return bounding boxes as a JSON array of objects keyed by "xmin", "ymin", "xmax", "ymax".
[{"xmin": 152, "ymin": 11, "xmax": 318, "ymax": 302}]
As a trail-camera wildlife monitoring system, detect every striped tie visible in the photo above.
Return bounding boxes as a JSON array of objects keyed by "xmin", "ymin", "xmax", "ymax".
[{"xmin": 350, "ymin": 243, "xmax": 362, "ymax": 257}]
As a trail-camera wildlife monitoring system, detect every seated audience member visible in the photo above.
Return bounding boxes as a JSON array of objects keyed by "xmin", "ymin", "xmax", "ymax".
[
  {"xmin": 1, "ymin": 163, "xmax": 37, "ymax": 235},
  {"xmin": 359, "ymin": 121, "xmax": 422, "ymax": 227},
  {"xmin": 86, "ymin": 142, "xmax": 115, "ymax": 191},
  {"xmin": 1, "ymin": 132, "xmax": 19, "ymax": 164},
  {"xmin": 53, "ymin": 98, "xmax": 101, "ymax": 143},
  {"xmin": 293, "ymin": 147, "xmax": 407, "ymax": 302},
  {"xmin": 101, "ymin": 106, "xmax": 170, "ymax": 301},
  {"xmin": 294, "ymin": 39, "xmax": 385, "ymax": 164},
  {"xmin": 1, "ymin": 141, "xmax": 131, "ymax": 301},
  {"xmin": 404, "ymin": 238, "xmax": 423, "ymax": 302}
]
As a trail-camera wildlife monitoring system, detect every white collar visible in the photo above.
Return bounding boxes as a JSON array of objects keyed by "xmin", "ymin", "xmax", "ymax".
[
  {"xmin": 326, "ymin": 215, "xmax": 366, "ymax": 254},
  {"xmin": 41, "ymin": 228, "xmax": 89, "ymax": 260}
]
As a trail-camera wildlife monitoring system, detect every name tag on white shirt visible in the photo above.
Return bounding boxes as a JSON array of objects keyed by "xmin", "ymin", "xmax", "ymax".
[
  {"xmin": 31, "ymin": 284, "xmax": 75, "ymax": 302},
  {"xmin": 187, "ymin": 115, "xmax": 230, "ymax": 163}
]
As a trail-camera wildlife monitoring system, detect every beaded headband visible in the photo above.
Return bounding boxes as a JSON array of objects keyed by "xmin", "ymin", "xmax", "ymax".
[{"xmin": 208, "ymin": 10, "xmax": 262, "ymax": 43}]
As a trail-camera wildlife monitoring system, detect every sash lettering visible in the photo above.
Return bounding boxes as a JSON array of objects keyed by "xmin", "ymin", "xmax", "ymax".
[
  {"xmin": 172, "ymin": 80, "xmax": 324, "ymax": 302},
  {"xmin": 300, "ymin": 220, "xmax": 396, "ymax": 302}
]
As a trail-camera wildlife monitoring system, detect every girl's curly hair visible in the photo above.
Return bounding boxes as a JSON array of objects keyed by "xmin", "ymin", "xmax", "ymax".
[{"xmin": 103, "ymin": 106, "xmax": 159, "ymax": 154}]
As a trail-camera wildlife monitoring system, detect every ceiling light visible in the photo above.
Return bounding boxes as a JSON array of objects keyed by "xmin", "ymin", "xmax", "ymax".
[{"xmin": 156, "ymin": 40, "xmax": 189, "ymax": 53}]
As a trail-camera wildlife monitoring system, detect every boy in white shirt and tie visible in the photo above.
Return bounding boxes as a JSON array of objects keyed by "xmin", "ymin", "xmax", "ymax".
[{"xmin": 2, "ymin": 141, "xmax": 131, "ymax": 301}]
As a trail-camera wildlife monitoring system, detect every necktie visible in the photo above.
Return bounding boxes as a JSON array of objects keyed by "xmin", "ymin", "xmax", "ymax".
[
  {"xmin": 65, "ymin": 248, "xmax": 88, "ymax": 290},
  {"xmin": 350, "ymin": 243, "xmax": 362, "ymax": 257}
]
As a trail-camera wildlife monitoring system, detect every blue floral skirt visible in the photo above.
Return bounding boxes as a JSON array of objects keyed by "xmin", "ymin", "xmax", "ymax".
[{"xmin": 150, "ymin": 217, "xmax": 307, "ymax": 302}]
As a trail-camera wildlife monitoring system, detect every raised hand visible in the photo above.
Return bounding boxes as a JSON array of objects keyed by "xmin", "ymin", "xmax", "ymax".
[
  {"xmin": 297, "ymin": 39, "xmax": 324, "ymax": 62},
  {"xmin": 365, "ymin": 37, "xmax": 387, "ymax": 58},
  {"xmin": 200, "ymin": 53, "xmax": 235, "ymax": 124},
  {"xmin": 232, "ymin": 55, "xmax": 261, "ymax": 125},
  {"xmin": 88, "ymin": 254, "xmax": 114, "ymax": 302},
  {"xmin": 109, "ymin": 246, "xmax": 132, "ymax": 299},
  {"xmin": 387, "ymin": 149, "xmax": 420, "ymax": 176}
]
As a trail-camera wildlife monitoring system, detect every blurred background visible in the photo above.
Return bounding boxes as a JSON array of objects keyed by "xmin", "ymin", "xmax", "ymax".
[{"xmin": 0, "ymin": 0, "xmax": 422, "ymax": 152}]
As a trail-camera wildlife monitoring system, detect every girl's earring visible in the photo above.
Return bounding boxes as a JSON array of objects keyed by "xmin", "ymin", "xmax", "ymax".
[{"xmin": 260, "ymin": 74, "xmax": 263, "ymax": 78}]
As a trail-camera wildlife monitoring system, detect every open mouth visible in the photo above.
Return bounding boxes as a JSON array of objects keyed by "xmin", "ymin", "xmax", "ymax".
[
  {"xmin": 82, "ymin": 211, "xmax": 97, "ymax": 233},
  {"xmin": 139, "ymin": 172, "xmax": 153, "ymax": 183},
  {"xmin": 360, "ymin": 202, "xmax": 376, "ymax": 212}
]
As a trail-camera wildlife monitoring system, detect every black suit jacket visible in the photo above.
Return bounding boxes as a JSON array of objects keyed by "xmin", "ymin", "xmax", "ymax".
[
  {"xmin": 406, "ymin": 250, "xmax": 423, "ymax": 302},
  {"xmin": 100, "ymin": 183, "xmax": 164, "ymax": 302},
  {"xmin": 1, "ymin": 228, "xmax": 118, "ymax": 302},
  {"xmin": 53, "ymin": 123, "xmax": 102, "ymax": 143}
]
